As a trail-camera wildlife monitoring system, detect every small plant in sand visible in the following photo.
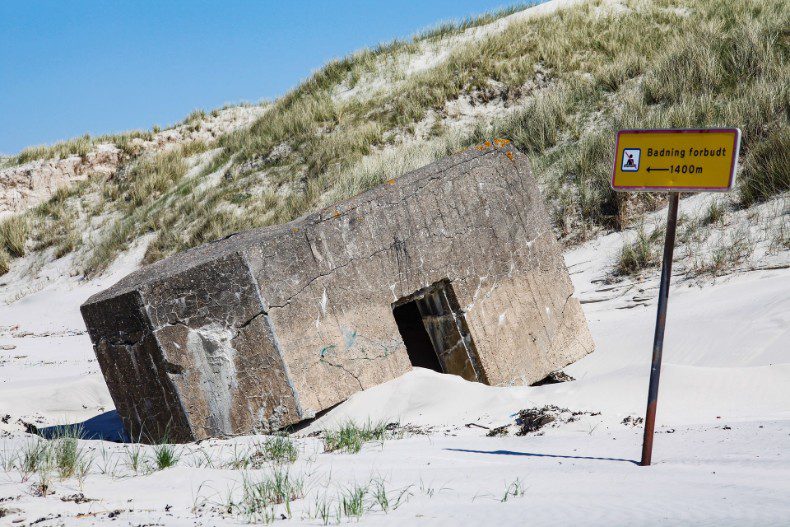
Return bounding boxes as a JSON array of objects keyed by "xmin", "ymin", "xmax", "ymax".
[
  {"xmin": 322, "ymin": 421, "xmax": 389, "ymax": 454},
  {"xmin": 339, "ymin": 483, "xmax": 368, "ymax": 520},
  {"xmin": 252, "ymin": 435, "xmax": 299, "ymax": 466},
  {"xmin": 614, "ymin": 225, "xmax": 664, "ymax": 277},
  {"xmin": 501, "ymin": 478, "xmax": 526, "ymax": 502},
  {"xmin": 51, "ymin": 425, "xmax": 89, "ymax": 479},
  {"xmin": 309, "ymin": 477, "xmax": 412, "ymax": 524},
  {"xmin": 10, "ymin": 426, "xmax": 92, "ymax": 494},
  {"xmin": 228, "ymin": 467, "xmax": 305, "ymax": 522},
  {"xmin": 701, "ymin": 200, "xmax": 726, "ymax": 226},
  {"xmin": 19, "ymin": 438, "xmax": 51, "ymax": 480},
  {"xmin": 153, "ymin": 442, "xmax": 180, "ymax": 470},
  {"xmin": 124, "ymin": 443, "xmax": 147, "ymax": 473}
]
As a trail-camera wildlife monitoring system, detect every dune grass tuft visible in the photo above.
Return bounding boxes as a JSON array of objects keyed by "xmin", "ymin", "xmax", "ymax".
[
  {"xmin": 0, "ymin": 247, "xmax": 9, "ymax": 275},
  {"xmin": 256, "ymin": 436, "xmax": 298, "ymax": 465},
  {"xmin": 153, "ymin": 442, "xmax": 179, "ymax": 470},
  {"xmin": 229, "ymin": 468, "xmax": 305, "ymax": 522},
  {"xmin": 614, "ymin": 226, "xmax": 665, "ymax": 277},
  {"xmin": 323, "ymin": 421, "xmax": 389, "ymax": 454},
  {"xmin": 0, "ymin": 215, "xmax": 29, "ymax": 257},
  {"xmin": 738, "ymin": 125, "xmax": 790, "ymax": 207}
]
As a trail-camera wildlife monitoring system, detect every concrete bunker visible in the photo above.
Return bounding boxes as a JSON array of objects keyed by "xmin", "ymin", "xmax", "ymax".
[{"xmin": 82, "ymin": 143, "xmax": 595, "ymax": 443}]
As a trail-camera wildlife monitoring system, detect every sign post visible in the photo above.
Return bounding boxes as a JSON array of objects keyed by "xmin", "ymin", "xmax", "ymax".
[{"xmin": 611, "ymin": 128, "xmax": 741, "ymax": 466}]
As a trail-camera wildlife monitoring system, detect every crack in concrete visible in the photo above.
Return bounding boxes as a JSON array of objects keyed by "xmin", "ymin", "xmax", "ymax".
[
  {"xmin": 319, "ymin": 357, "xmax": 364, "ymax": 390},
  {"xmin": 268, "ymin": 240, "xmax": 403, "ymax": 310}
]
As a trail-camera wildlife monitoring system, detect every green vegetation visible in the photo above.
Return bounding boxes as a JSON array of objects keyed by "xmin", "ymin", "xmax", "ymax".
[
  {"xmin": 225, "ymin": 436, "xmax": 299, "ymax": 470},
  {"xmin": 9, "ymin": 0, "xmax": 789, "ymax": 277},
  {"xmin": 254, "ymin": 436, "xmax": 299, "ymax": 465},
  {"xmin": 0, "ymin": 215, "xmax": 29, "ymax": 257},
  {"xmin": 83, "ymin": 140, "xmax": 211, "ymax": 273},
  {"xmin": 0, "ymin": 247, "xmax": 9, "ymax": 276},
  {"xmin": 153, "ymin": 442, "xmax": 180, "ymax": 470},
  {"xmin": 12, "ymin": 130, "xmax": 156, "ymax": 165},
  {"xmin": 51, "ymin": 425, "xmax": 88, "ymax": 479},
  {"xmin": 501, "ymin": 478, "xmax": 526, "ymax": 502},
  {"xmin": 339, "ymin": 483, "xmax": 368, "ymax": 519},
  {"xmin": 739, "ymin": 126, "xmax": 790, "ymax": 206},
  {"xmin": 4, "ymin": 426, "xmax": 91, "ymax": 494},
  {"xmin": 309, "ymin": 477, "xmax": 412, "ymax": 525},
  {"xmin": 702, "ymin": 200, "xmax": 726, "ymax": 226},
  {"xmin": 30, "ymin": 184, "xmax": 85, "ymax": 258},
  {"xmin": 614, "ymin": 225, "xmax": 664, "ymax": 277},
  {"xmin": 322, "ymin": 421, "xmax": 389, "ymax": 454},
  {"xmin": 690, "ymin": 225, "xmax": 753, "ymax": 276},
  {"xmin": 14, "ymin": 134, "xmax": 94, "ymax": 164},
  {"xmin": 125, "ymin": 444, "xmax": 146, "ymax": 473},
  {"xmin": 182, "ymin": 109, "xmax": 207, "ymax": 126},
  {"xmin": 19, "ymin": 438, "xmax": 50, "ymax": 476},
  {"xmin": 230, "ymin": 468, "xmax": 305, "ymax": 522}
]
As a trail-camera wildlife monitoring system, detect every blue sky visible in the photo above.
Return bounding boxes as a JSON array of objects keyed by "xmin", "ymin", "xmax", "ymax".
[{"xmin": 0, "ymin": 1, "xmax": 524, "ymax": 154}]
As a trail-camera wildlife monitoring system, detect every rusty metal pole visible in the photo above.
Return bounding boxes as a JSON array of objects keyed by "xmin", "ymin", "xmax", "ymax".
[{"xmin": 640, "ymin": 192, "xmax": 679, "ymax": 467}]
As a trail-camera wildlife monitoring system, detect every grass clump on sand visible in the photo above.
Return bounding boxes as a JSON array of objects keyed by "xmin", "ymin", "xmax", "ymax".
[
  {"xmin": 7, "ymin": 425, "xmax": 91, "ymax": 494},
  {"xmin": 50, "ymin": 425, "xmax": 90, "ymax": 480},
  {"xmin": 0, "ymin": 215, "xmax": 29, "ymax": 257},
  {"xmin": 125, "ymin": 444, "xmax": 146, "ymax": 473},
  {"xmin": 152, "ymin": 442, "xmax": 179, "ymax": 470},
  {"xmin": 0, "ymin": 248, "xmax": 9, "ymax": 276},
  {"xmin": 254, "ymin": 436, "xmax": 299, "ymax": 465},
  {"xmin": 614, "ymin": 226, "xmax": 665, "ymax": 277},
  {"xmin": 323, "ymin": 421, "xmax": 389, "ymax": 454},
  {"xmin": 308, "ymin": 477, "xmax": 413, "ymax": 524},
  {"xmin": 229, "ymin": 468, "xmax": 305, "ymax": 522}
]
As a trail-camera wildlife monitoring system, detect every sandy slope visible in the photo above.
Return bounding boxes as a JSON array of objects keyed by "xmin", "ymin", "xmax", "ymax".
[{"xmin": 0, "ymin": 191, "xmax": 788, "ymax": 524}]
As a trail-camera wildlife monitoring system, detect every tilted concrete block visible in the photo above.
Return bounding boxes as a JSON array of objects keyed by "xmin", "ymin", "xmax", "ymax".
[{"xmin": 82, "ymin": 144, "xmax": 594, "ymax": 443}]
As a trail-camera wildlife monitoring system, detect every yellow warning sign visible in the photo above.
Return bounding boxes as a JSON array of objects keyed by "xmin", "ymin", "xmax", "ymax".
[{"xmin": 611, "ymin": 129, "xmax": 741, "ymax": 192}]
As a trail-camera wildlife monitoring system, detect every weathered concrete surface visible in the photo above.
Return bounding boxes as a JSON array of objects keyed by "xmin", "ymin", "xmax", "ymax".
[{"xmin": 82, "ymin": 143, "xmax": 594, "ymax": 443}]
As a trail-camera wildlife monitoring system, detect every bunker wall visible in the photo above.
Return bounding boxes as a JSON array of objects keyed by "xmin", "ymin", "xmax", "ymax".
[{"xmin": 82, "ymin": 144, "xmax": 594, "ymax": 443}]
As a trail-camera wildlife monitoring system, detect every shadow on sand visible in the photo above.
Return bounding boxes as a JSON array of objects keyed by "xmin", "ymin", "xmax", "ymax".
[
  {"xmin": 445, "ymin": 448, "xmax": 638, "ymax": 465},
  {"xmin": 37, "ymin": 410, "xmax": 129, "ymax": 442}
]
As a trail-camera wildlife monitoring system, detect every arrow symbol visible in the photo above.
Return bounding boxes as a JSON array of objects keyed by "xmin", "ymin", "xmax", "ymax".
[{"xmin": 647, "ymin": 167, "xmax": 669, "ymax": 173}]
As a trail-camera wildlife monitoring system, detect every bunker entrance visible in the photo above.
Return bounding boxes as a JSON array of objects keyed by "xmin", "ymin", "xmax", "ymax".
[{"xmin": 392, "ymin": 280, "xmax": 487, "ymax": 384}]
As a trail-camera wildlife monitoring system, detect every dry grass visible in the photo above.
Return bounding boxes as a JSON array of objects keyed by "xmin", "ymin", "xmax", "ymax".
[
  {"xmin": 0, "ymin": 215, "xmax": 29, "ymax": 257},
  {"xmin": 14, "ymin": 134, "xmax": 94, "ymax": 164},
  {"xmin": 28, "ymin": 184, "xmax": 87, "ymax": 259},
  {"xmin": 739, "ymin": 125, "xmax": 790, "ymax": 207},
  {"xmin": 689, "ymin": 225, "xmax": 754, "ymax": 277},
  {"xmin": 11, "ymin": 130, "xmax": 156, "ymax": 165},
  {"xmin": 614, "ymin": 225, "xmax": 665, "ymax": 277},
  {"xmin": 0, "ymin": 247, "xmax": 9, "ymax": 276}
]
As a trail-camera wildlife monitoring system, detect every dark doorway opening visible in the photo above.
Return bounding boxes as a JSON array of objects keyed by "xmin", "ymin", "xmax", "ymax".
[
  {"xmin": 392, "ymin": 280, "xmax": 488, "ymax": 384},
  {"xmin": 392, "ymin": 301, "xmax": 444, "ymax": 372}
]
